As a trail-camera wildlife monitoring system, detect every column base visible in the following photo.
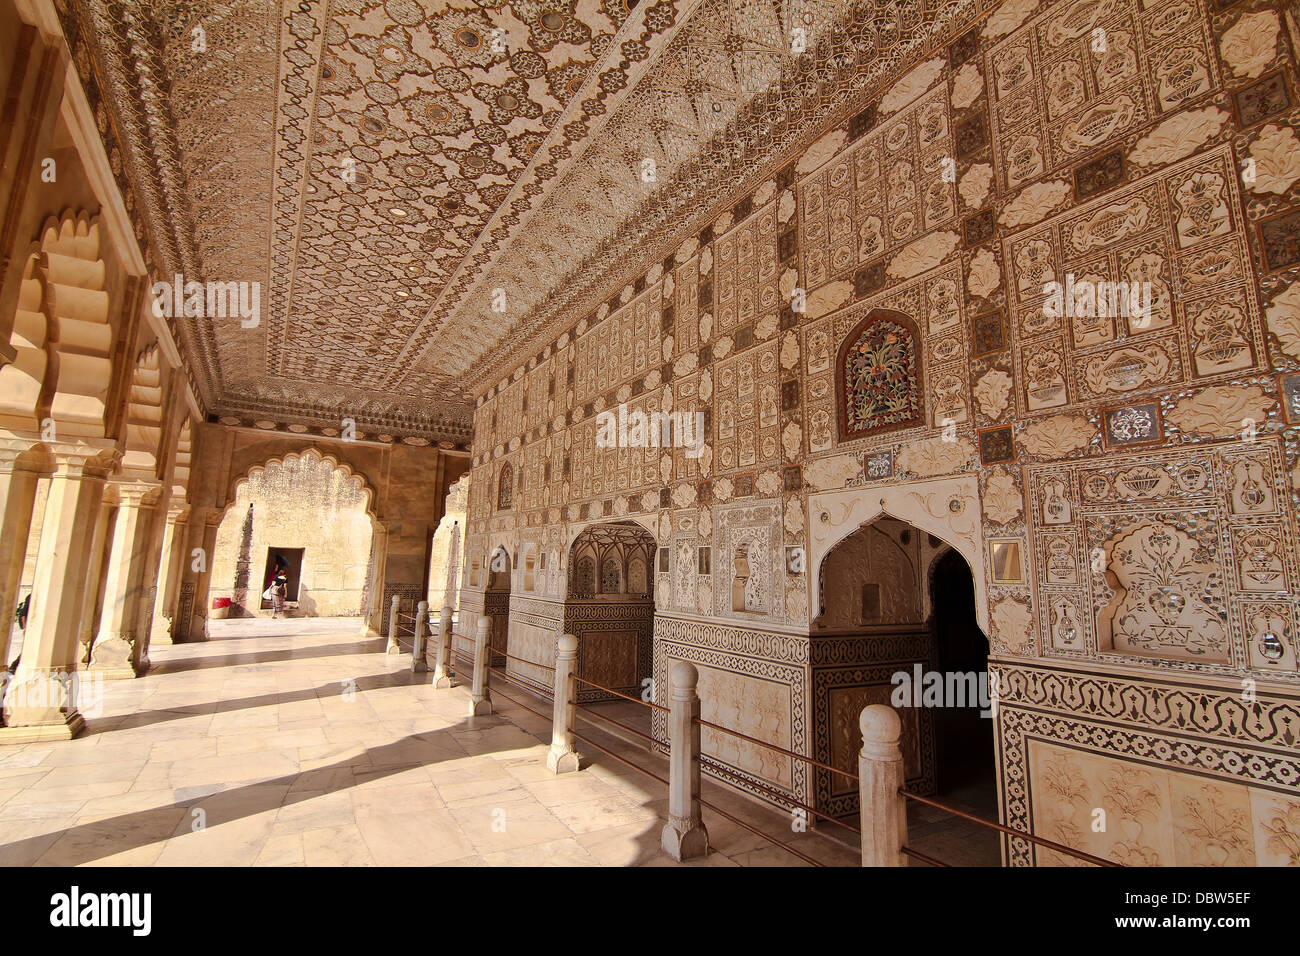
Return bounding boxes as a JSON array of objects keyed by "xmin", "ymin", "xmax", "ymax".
[
  {"xmin": 89, "ymin": 634, "xmax": 145, "ymax": 679},
  {"xmin": 546, "ymin": 746, "xmax": 581, "ymax": 774},
  {"xmin": 468, "ymin": 695, "xmax": 492, "ymax": 716},
  {"xmin": 411, "ymin": 658, "xmax": 428, "ymax": 674},
  {"xmin": 0, "ymin": 711, "xmax": 85, "ymax": 744},
  {"xmin": 385, "ymin": 640, "xmax": 401, "ymax": 655},
  {"xmin": 431, "ymin": 670, "xmax": 454, "ymax": 689},
  {"xmin": 661, "ymin": 819, "xmax": 710, "ymax": 861}
]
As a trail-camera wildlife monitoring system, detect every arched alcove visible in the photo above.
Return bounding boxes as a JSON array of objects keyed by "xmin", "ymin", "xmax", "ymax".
[
  {"xmin": 557, "ymin": 520, "xmax": 658, "ymax": 702},
  {"xmin": 209, "ymin": 450, "xmax": 375, "ymax": 618}
]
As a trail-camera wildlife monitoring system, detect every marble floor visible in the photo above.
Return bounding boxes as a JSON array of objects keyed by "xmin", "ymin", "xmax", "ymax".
[{"xmin": 0, "ymin": 618, "xmax": 880, "ymax": 867}]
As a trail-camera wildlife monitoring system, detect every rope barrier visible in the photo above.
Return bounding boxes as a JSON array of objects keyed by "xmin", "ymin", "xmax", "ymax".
[
  {"xmin": 572, "ymin": 673, "xmax": 669, "ymax": 712},
  {"xmin": 695, "ymin": 795, "xmax": 824, "ymax": 867},
  {"xmin": 453, "ymin": 660, "xmax": 851, "ymax": 866},
  {"xmin": 698, "ymin": 756, "xmax": 861, "ymax": 836},
  {"xmin": 694, "ymin": 716, "xmax": 858, "ymax": 781},
  {"xmin": 498, "ymin": 649, "xmax": 556, "ymax": 672},
  {"xmin": 572, "ymin": 702, "xmax": 658, "ymax": 746},
  {"xmin": 901, "ymin": 845, "xmax": 951, "ymax": 867},
  {"xmin": 898, "ymin": 789, "xmax": 1120, "ymax": 867}
]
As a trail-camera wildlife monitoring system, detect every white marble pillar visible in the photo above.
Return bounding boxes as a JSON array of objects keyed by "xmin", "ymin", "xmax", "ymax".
[
  {"xmin": 149, "ymin": 505, "xmax": 185, "ymax": 646},
  {"xmin": 90, "ymin": 481, "xmax": 157, "ymax": 678},
  {"xmin": 858, "ymin": 703, "xmax": 908, "ymax": 867},
  {"xmin": 0, "ymin": 444, "xmax": 41, "ymax": 673},
  {"xmin": 546, "ymin": 633, "xmax": 580, "ymax": 774},
  {"xmin": 661, "ymin": 661, "xmax": 709, "ymax": 861},
  {"xmin": 2, "ymin": 451, "xmax": 111, "ymax": 740},
  {"xmin": 76, "ymin": 496, "xmax": 116, "ymax": 664},
  {"xmin": 432, "ymin": 604, "xmax": 453, "ymax": 688},
  {"xmin": 468, "ymin": 614, "xmax": 492, "ymax": 716}
]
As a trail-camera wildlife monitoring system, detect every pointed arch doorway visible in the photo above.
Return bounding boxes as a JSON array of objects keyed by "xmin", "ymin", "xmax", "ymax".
[{"xmin": 810, "ymin": 502, "xmax": 999, "ymax": 863}]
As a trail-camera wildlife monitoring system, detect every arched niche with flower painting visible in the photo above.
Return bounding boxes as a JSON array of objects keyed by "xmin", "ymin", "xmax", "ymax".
[{"xmin": 834, "ymin": 308, "xmax": 925, "ymax": 442}]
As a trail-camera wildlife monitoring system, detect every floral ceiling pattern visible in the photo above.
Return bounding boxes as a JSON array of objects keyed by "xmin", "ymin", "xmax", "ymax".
[{"xmin": 60, "ymin": 0, "xmax": 956, "ymax": 438}]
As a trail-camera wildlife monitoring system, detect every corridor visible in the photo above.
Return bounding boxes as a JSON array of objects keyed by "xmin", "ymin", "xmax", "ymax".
[{"xmin": 0, "ymin": 619, "xmax": 863, "ymax": 866}]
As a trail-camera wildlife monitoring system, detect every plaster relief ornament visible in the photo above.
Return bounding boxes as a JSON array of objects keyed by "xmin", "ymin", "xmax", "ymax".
[
  {"xmin": 753, "ymin": 180, "xmax": 776, "ymax": 208},
  {"xmin": 960, "ymin": 163, "xmax": 994, "ymax": 209},
  {"xmin": 806, "ymin": 280, "xmax": 853, "ymax": 318},
  {"xmin": 675, "ymin": 237, "xmax": 699, "ymax": 264},
  {"xmin": 1000, "ymin": 181, "xmax": 1072, "ymax": 228},
  {"xmin": 896, "ymin": 437, "xmax": 973, "ymax": 477},
  {"xmin": 797, "ymin": 128, "xmax": 849, "ymax": 176},
  {"xmin": 984, "ymin": 470, "xmax": 1024, "ymax": 524},
  {"xmin": 984, "ymin": 0, "xmax": 1040, "ymax": 39},
  {"xmin": 887, "ymin": 231, "xmax": 961, "ymax": 280},
  {"xmin": 1020, "ymin": 414, "xmax": 1095, "ymax": 456},
  {"xmin": 1099, "ymin": 522, "xmax": 1227, "ymax": 660},
  {"xmin": 1084, "ymin": 344, "xmax": 1173, "ymax": 394},
  {"xmin": 1219, "ymin": 10, "xmax": 1281, "ymax": 80},
  {"xmin": 804, "ymin": 453, "xmax": 862, "ymax": 490},
  {"xmin": 951, "ymin": 61, "xmax": 984, "ymax": 111},
  {"xmin": 974, "ymin": 368, "xmax": 1014, "ymax": 419},
  {"xmin": 777, "ymin": 190, "xmax": 796, "ymax": 224},
  {"xmin": 1266, "ymin": 282, "xmax": 1300, "ymax": 360},
  {"xmin": 1167, "ymin": 385, "xmax": 1274, "ymax": 437},
  {"xmin": 1248, "ymin": 125, "xmax": 1300, "ymax": 196},
  {"xmin": 880, "ymin": 58, "xmax": 947, "ymax": 114},
  {"xmin": 782, "ymin": 421, "xmax": 802, "ymax": 460},
  {"xmin": 1128, "ymin": 107, "xmax": 1230, "ymax": 168},
  {"xmin": 992, "ymin": 596, "xmax": 1033, "ymax": 653},
  {"xmin": 967, "ymin": 247, "xmax": 1001, "ymax": 300}
]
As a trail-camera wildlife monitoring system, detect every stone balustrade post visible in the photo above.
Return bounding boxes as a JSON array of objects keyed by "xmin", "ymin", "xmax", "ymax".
[
  {"xmin": 468, "ymin": 614, "xmax": 492, "ymax": 716},
  {"xmin": 385, "ymin": 594, "xmax": 401, "ymax": 654},
  {"xmin": 661, "ymin": 660, "xmax": 709, "ymax": 861},
  {"xmin": 411, "ymin": 600, "xmax": 429, "ymax": 673},
  {"xmin": 432, "ymin": 605, "xmax": 453, "ymax": 688},
  {"xmin": 858, "ymin": 703, "xmax": 908, "ymax": 867},
  {"xmin": 546, "ymin": 633, "xmax": 580, "ymax": 774}
]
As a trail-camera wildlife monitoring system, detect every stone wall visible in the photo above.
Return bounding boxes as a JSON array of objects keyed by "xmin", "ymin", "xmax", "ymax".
[
  {"xmin": 457, "ymin": 0, "xmax": 1300, "ymax": 861},
  {"xmin": 209, "ymin": 450, "xmax": 373, "ymax": 617}
]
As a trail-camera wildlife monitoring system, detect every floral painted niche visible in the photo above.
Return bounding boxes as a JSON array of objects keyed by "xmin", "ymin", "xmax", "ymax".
[{"xmin": 835, "ymin": 309, "xmax": 925, "ymax": 441}]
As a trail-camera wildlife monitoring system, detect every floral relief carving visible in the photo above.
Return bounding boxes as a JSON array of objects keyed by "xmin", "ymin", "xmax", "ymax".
[
  {"xmin": 1219, "ymin": 10, "xmax": 1280, "ymax": 80},
  {"xmin": 1166, "ymin": 385, "xmax": 1274, "ymax": 437},
  {"xmin": 1000, "ymin": 180, "xmax": 1072, "ymax": 228},
  {"xmin": 984, "ymin": 0, "xmax": 1040, "ymax": 39},
  {"xmin": 1127, "ymin": 107, "xmax": 1229, "ymax": 168},
  {"xmin": 1247, "ymin": 125, "xmax": 1300, "ymax": 196},
  {"xmin": 992, "ymin": 596, "xmax": 1033, "ymax": 652},
  {"xmin": 967, "ymin": 247, "xmax": 1001, "ymax": 300},
  {"xmin": 951, "ymin": 61, "xmax": 984, "ymax": 110},
  {"xmin": 960, "ymin": 163, "xmax": 994, "ymax": 209},
  {"xmin": 1265, "ymin": 282, "xmax": 1300, "ymax": 360},
  {"xmin": 896, "ymin": 437, "xmax": 973, "ymax": 477},
  {"xmin": 974, "ymin": 368, "xmax": 1013, "ymax": 420},
  {"xmin": 984, "ymin": 469, "xmax": 1024, "ymax": 524},
  {"xmin": 886, "ymin": 231, "xmax": 961, "ymax": 280},
  {"xmin": 1098, "ymin": 521, "xmax": 1228, "ymax": 662},
  {"xmin": 879, "ymin": 58, "xmax": 946, "ymax": 114}
]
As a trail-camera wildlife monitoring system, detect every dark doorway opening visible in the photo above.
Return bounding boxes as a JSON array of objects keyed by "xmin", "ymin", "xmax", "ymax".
[
  {"xmin": 930, "ymin": 548, "xmax": 996, "ymax": 815},
  {"xmin": 261, "ymin": 547, "xmax": 304, "ymax": 608}
]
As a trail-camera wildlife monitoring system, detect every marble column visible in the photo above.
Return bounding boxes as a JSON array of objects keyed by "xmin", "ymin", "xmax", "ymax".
[
  {"xmin": 362, "ymin": 523, "xmax": 389, "ymax": 637},
  {"xmin": 76, "ymin": 495, "xmax": 116, "ymax": 665},
  {"xmin": 150, "ymin": 504, "xmax": 185, "ymax": 646},
  {"xmin": 90, "ymin": 480, "xmax": 158, "ymax": 678},
  {"xmin": 131, "ymin": 491, "xmax": 170, "ymax": 673},
  {"xmin": 2, "ymin": 449, "xmax": 112, "ymax": 741},
  {"xmin": 0, "ymin": 442, "xmax": 43, "ymax": 673},
  {"xmin": 173, "ymin": 506, "xmax": 218, "ymax": 643}
]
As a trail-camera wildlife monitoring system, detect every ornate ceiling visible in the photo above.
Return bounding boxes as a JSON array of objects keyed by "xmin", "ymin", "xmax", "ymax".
[{"xmin": 61, "ymin": 0, "xmax": 976, "ymax": 441}]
